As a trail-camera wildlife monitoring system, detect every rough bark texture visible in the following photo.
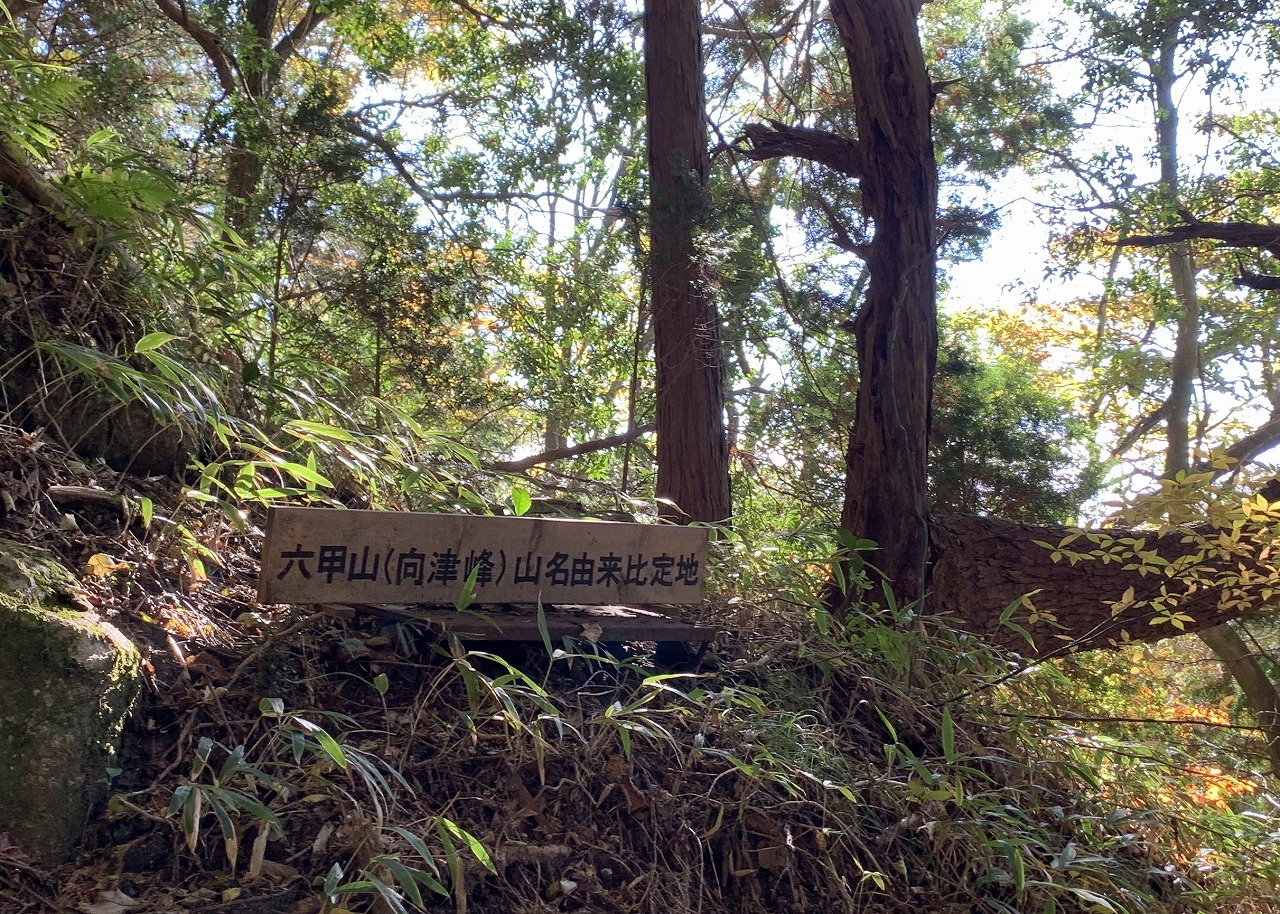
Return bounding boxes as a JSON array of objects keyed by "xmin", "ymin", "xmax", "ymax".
[
  {"xmin": 929, "ymin": 515, "xmax": 1263, "ymax": 656},
  {"xmin": 646, "ymin": 0, "xmax": 732, "ymax": 523},
  {"xmin": 739, "ymin": 121, "xmax": 865, "ymax": 178},
  {"xmin": 830, "ymin": 0, "xmax": 937, "ymax": 605}
]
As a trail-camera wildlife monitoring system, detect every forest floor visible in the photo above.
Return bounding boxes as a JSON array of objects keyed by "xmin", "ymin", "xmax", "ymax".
[{"xmin": 0, "ymin": 422, "xmax": 1270, "ymax": 914}]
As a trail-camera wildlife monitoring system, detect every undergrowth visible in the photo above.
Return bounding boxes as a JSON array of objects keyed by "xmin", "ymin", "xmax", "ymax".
[
  {"xmin": 97, "ymin": 587, "xmax": 1277, "ymax": 914},
  {"xmin": 1, "ymin": 410, "xmax": 1277, "ymax": 913}
]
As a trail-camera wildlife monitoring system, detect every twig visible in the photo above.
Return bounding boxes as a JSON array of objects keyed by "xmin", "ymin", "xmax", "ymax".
[{"xmin": 223, "ymin": 610, "xmax": 328, "ymax": 691}]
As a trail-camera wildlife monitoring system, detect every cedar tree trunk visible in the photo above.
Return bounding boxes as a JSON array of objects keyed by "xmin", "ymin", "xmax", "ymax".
[
  {"xmin": 737, "ymin": 1, "xmax": 1276, "ymax": 658},
  {"xmin": 646, "ymin": 0, "xmax": 732, "ymax": 523},
  {"xmin": 831, "ymin": 0, "xmax": 937, "ymax": 605}
]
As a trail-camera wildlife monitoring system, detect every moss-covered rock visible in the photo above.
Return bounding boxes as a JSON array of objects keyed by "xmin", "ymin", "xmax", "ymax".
[{"xmin": 0, "ymin": 539, "xmax": 140, "ymax": 863}]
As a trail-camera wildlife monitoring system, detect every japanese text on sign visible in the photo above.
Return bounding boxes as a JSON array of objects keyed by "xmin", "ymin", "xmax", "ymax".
[
  {"xmin": 259, "ymin": 507, "xmax": 708, "ymax": 607},
  {"xmin": 274, "ymin": 544, "xmax": 699, "ymax": 589}
]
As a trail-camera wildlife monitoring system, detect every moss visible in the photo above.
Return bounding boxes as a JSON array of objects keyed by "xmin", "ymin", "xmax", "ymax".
[{"xmin": 0, "ymin": 538, "xmax": 140, "ymax": 863}]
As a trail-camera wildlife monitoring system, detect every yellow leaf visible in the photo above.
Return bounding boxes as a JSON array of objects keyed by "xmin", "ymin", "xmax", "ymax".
[{"xmin": 86, "ymin": 553, "xmax": 129, "ymax": 577}]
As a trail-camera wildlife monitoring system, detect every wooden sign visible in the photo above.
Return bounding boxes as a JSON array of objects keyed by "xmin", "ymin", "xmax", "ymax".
[{"xmin": 259, "ymin": 506, "xmax": 708, "ymax": 607}]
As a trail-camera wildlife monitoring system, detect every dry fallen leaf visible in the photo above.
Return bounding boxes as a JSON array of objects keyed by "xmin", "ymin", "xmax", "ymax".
[{"xmin": 86, "ymin": 553, "xmax": 130, "ymax": 577}]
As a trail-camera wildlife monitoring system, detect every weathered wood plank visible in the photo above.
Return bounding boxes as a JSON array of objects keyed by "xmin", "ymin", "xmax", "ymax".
[
  {"xmin": 259, "ymin": 507, "xmax": 708, "ymax": 607},
  {"xmin": 321, "ymin": 603, "xmax": 719, "ymax": 642}
]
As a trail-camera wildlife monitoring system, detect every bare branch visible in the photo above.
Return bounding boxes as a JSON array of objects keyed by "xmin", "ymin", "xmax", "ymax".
[
  {"xmin": 813, "ymin": 193, "xmax": 867, "ymax": 257},
  {"xmin": 152, "ymin": 0, "xmax": 239, "ymax": 95},
  {"xmin": 274, "ymin": 1, "xmax": 327, "ymax": 65},
  {"xmin": 704, "ymin": 7, "xmax": 800, "ymax": 40},
  {"xmin": 343, "ymin": 118, "xmax": 616, "ymax": 212},
  {"xmin": 1120, "ymin": 220, "xmax": 1280, "ymax": 258},
  {"xmin": 1109, "ymin": 401, "xmax": 1168, "ymax": 459},
  {"xmin": 735, "ymin": 120, "xmax": 864, "ymax": 179},
  {"xmin": 492, "ymin": 425, "xmax": 655, "ymax": 473}
]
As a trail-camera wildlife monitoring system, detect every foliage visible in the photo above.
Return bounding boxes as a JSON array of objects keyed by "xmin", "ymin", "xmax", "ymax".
[
  {"xmin": 931, "ymin": 313, "xmax": 1105, "ymax": 522},
  {"xmin": 96, "ymin": 541, "xmax": 1271, "ymax": 913},
  {"xmin": 4, "ymin": 0, "xmax": 1280, "ymax": 911}
]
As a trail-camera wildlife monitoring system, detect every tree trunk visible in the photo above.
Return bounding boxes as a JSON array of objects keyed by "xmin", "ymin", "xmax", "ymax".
[
  {"xmin": 646, "ymin": 0, "xmax": 732, "ymax": 523},
  {"xmin": 736, "ymin": 2, "xmax": 1280, "ymax": 679},
  {"xmin": 928, "ymin": 514, "xmax": 1272, "ymax": 656},
  {"xmin": 829, "ymin": 0, "xmax": 937, "ymax": 606},
  {"xmin": 1197, "ymin": 624, "xmax": 1280, "ymax": 776}
]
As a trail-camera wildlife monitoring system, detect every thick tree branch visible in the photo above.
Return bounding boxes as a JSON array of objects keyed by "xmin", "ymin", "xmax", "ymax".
[
  {"xmin": 274, "ymin": 1, "xmax": 328, "ymax": 65},
  {"xmin": 0, "ymin": 138, "xmax": 62, "ymax": 213},
  {"xmin": 152, "ymin": 0, "xmax": 239, "ymax": 95},
  {"xmin": 491, "ymin": 424, "xmax": 654, "ymax": 473},
  {"xmin": 1237, "ymin": 269, "xmax": 1280, "ymax": 291},
  {"xmin": 736, "ymin": 120, "xmax": 865, "ymax": 179},
  {"xmin": 1193, "ymin": 413, "xmax": 1280, "ymax": 478},
  {"xmin": 1119, "ymin": 220, "xmax": 1280, "ymax": 258},
  {"xmin": 929, "ymin": 514, "xmax": 1269, "ymax": 657}
]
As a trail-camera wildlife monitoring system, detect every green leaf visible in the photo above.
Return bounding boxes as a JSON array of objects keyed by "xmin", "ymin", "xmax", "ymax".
[
  {"xmin": 277, "ymin": 461, "xmax": 334, "ymax": 488},
  {"xmin": 192, "ymin": 736, "xmax": 213, "ymax": 778},
  {"xmin": 1061, "ymin": 887, "xmax": 1117, "ymax": 912},
  {"xmin": 439, "ymin": 817, "xmax": 496, "ymax": 874},
  {"xmin": 293, "ymin": 717, "xmax": 348, "ymax": 769},
  {"xmin": 536, "ymin": 600, "xmax": 553, "ymax": 657},
  {"xmin": 380, "ymin": 857, "xmax": 425, "ymax": 908},
  {"xmin": 284, "ymin": 419, "xmax": 358, "ymax": 442},
  {"xmin": 372, "ymin": 673, "xmax": 390, "ymax": 696},
  {"xmin": 365, "ymin": 874, "xmax": 411, "ymax": 914},
  {"xmin": 511, "ymin": 486, "xmax": 532, "ymax": 516},
  {"xmin": 386, "ymin": 827, "xmax": 442, "ymax": 876},
  {"xmin": 207, "ymin": 787, "xmax": 281, "ymax": 829},
  {"xmin": 941, "ymin": 705, "xmax": 956, "ymax": 763},
  {"xmin": 167, "ymin": 784, "xmax": 192, "ymax": 816},
  {"xmin": 998, "ymin": 840, "xmax": 1025, "ymax": 891},
  {"xmin": 323, "ymin": 862, "xmax": 345, "ymax": 898},
  {"xmin": 134, "ymin": 332, "xmax": 179, "ymax": 353},
  {"xmin": 455, "ymin": 564, "xmax": 481, "ymax": 612}
]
